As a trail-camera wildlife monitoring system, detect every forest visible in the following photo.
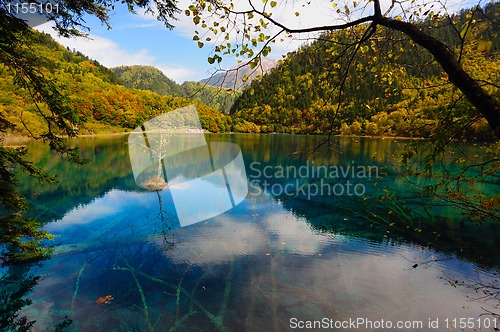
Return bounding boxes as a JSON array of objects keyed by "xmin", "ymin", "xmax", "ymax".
[
  {"xmin": 229, "ymin": 2, "xmax": 499, "ymax": 139},
  {"xmin": 1, "ymin": 3, "xmax": 498, "ymax": 141},
  {"xmin": 0, "ymin": 0, "xmax": 499, "ymax": 330},
  {"xmin": 0, "ymin": 32, "xmax": 232, "ymax": 137},
  {"xmin": 111, "ymin": 65, "xmax": 238, "ymax": 113}
]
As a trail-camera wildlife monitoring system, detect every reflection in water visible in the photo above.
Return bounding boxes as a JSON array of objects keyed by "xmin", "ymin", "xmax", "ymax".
[{"xmin": 4, "ymin": 134, "xmax": 499, "ymax": 331}]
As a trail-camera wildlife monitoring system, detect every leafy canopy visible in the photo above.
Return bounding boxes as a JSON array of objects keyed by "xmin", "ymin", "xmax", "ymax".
[
  {"xmin": 0, "ymin": 0, "xmax": 179, "ymax": 263},
  {"xmin": 184, "ymin": 0, "xmax": 500, "ymax": 139}
]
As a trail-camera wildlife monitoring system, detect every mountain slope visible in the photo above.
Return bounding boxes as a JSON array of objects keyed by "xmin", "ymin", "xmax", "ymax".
[
  {"xmin": 181, "ymin": 81, "xmax": 240, "ymax": 113},
  {"xmin": 200, "ymin": 58, "xmax": 277, "ymax": 90},
  {"xmin": 112, "ymin": 65, "xmax": 185, "ymax": 97},
  {"xmin": 111, "ymin": 65, "xmax": 239, "ymax": 113},
  {"xmin": 0, "ymin": 32, "xmax": 231, "ymax": 136},
  {"xmin": 230, "ymin": 3, "xmax": 499, "ymax": 138}
]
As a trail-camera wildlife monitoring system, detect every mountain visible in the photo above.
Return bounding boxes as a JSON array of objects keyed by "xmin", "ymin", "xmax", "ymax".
[
  {"xmin": 200, "ymin": 58, "xmax": 277, "ymax": 90},
  {"xmin": 0, "ymin": 32, "xmax": 232, "ymax": 136},
  {"xmin": 111, "ymin": 65, "xmax": 239, "ymax": 113},
  {"xmin": 229, "ymin": 2, "xmax": 499, "ymax": 139},
  {"xmin": 181, "ymin": 81, "xmax": 240, "ymax": 113},
  {"xmin": 112, "ymin": 65, "xmax": 185, "ymax": 97}
]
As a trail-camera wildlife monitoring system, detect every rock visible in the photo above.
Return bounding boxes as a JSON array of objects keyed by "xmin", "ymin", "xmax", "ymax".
[{"xmin": 141, "ymin": 176, "xmax": 167, "ymax": 190}]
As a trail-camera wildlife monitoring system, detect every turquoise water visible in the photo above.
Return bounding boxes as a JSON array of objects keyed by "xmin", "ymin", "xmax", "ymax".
[{"xmin": 5, "ymin": 134, "xmax": 500, "ymax": 331}]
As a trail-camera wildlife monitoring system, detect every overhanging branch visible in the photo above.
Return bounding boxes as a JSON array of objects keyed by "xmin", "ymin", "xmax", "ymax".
[{"xmin": 376, "ymin": 16, "xmax": 500, "ymax": 139}]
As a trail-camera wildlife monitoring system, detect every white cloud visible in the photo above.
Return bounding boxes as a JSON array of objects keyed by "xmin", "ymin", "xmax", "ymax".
[
  {"xmin": 37, "ymin": 22, "xmax": 154, "ymax": 66},
  {"xmin": 157, "ymin": 0, "xmax": 354, "ymax": 68},
  {"xmin": 156, "ymin": 64, "xmax": 197, "ymax": 82},
  {"xmin": 159, "ymin": 0, "xmax": 482, "ymax": 67},
  {"xmin": 35, "ymin": 0, "xmax": 481, "ymax": 80},
  {"xmin": 36, "ymin": 22, "xmax": 197, "ymax": 83}
]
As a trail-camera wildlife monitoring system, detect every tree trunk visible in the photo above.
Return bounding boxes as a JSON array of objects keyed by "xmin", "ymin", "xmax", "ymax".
[{"xmin": 377, "ymin": 17, "xmax": 500, "ymax": 139}]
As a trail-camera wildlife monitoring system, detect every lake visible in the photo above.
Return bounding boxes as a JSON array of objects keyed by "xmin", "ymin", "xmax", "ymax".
[{"xmin": 5, "ymin": 134, "xmax": 500, "ymax": 331}]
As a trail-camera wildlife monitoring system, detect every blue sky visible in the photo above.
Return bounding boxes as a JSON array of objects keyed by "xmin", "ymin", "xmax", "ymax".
[
  {"xmin": 36, "ymin": 0, "xmax": 478, "ymax": 83},
  {"xmin": 38, "ymin": 4, "xmax": 225, "ymax": 82},
  {"xmin": 35, "ymin": 0, "xmax": 353, "ymax": 82}
]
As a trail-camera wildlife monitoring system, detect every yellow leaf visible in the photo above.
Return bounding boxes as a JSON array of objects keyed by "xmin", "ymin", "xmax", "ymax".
[{"xmin": 477, "ymin": 40, "xmax": 492, "ymax": 52}]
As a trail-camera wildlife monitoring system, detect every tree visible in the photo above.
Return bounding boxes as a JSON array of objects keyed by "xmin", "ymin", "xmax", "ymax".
[
  {"xmin": 0, "ymin": 0, "xmax": 178, "ymax": 263},
  {"xmin": 186, "ymin": 0, "xmax": 500, "ymax": 224},
  {"xmin": 185, "ymin": 0, "xmax": 500, "ymax": 139},
  {"xmin": 130, "ymin": 131, "xmax": 170, "ymax": 191}
]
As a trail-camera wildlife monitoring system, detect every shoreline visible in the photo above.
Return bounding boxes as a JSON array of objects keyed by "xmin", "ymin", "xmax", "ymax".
[
  {"xmin": 73, "ymin": 132, "xmax": 130, "ymax": 138},
  {"xmin": 2, "ymin": 131, "xmax": 492, "ymax": 147},
  {"xmin": 1, "ymin": 132, "xmax": 130, "ymax": 146}
]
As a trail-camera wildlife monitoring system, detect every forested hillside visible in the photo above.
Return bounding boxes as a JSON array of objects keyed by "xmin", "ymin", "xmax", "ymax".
[
  {"xmin": 1, "ymin": 3, "xmax": 498, "ymax": 140},
  {"xmin": 230, "ymin": 2, "xmax": 499, "ymax": 139},
  {"xmin": 181, "ymin": 80, "xmax": 239, "ymax": 113},
  {"xmin": 0, "ymin": 32, "xmax": 231, "ymax": 136},
  {"xmin": 111, "ymin": 65, "xmax": 239, "ymax": 113},
  {"xmin": 112, "ymin": 65, "xmax": 185, "ymax": 97}
]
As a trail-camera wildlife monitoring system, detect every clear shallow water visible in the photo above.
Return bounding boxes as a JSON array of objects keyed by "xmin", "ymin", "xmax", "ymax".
[{"xmin": 5, "ymin": 134, "xmax": 500, "ymax": 331}]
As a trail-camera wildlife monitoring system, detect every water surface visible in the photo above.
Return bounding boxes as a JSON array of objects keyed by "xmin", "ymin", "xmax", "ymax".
[{"xmin": 6, "ymin": 134, "xmax": 500, "ymax": 331}]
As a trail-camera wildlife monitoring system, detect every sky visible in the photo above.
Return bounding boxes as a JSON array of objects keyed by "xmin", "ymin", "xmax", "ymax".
[
  {"xmin": 37, "ymin": 5, "xmax": 223, "ymax": 83},
  {"xmin": 34, "ymin": 0, "xmax": 366, "ymax": 83},
  {"xmin": 35, "ymin": 0, "xmax": 315, "ymax": 83},
  {"xmin": 35, "ymin": 0, "xmax": 479, "ymax": 83}
]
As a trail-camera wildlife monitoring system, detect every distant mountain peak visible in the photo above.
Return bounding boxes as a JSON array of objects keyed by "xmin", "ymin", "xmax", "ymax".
[{"xmin": 200, "ymin": 58, "xmax": 277, "ymax": 90}]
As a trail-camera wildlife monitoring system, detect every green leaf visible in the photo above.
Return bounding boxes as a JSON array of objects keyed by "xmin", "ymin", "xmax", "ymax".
[
  {"xmin": 262, "ymin": 46, "xmax": 270, "ymax": 57},
  {"xmin": 270, "ymin": 1, "xmax": 277, "ymax": 7}
]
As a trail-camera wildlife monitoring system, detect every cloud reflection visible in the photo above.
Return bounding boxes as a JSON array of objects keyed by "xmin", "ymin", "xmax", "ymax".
[{"xmin": 159, "ymin": 208, "xmax": 332, "ymax": 265}]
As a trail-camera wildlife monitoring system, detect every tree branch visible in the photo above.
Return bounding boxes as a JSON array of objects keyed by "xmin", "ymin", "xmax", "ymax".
[{"xmin": 376, "ymin": 16, "xmax": 500, "ymax": 139}]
